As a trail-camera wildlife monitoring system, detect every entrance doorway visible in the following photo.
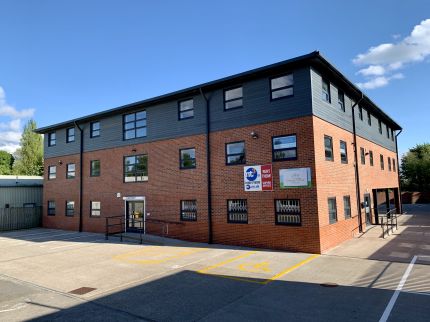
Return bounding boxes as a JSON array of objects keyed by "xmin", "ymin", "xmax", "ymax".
[
  {"xmin": 364, "ymin": 194, "xmax": 372, "ymax": 224},
  {"xmin": 125, "ymin": 199, "xmax": 145, "ymax": 233}
]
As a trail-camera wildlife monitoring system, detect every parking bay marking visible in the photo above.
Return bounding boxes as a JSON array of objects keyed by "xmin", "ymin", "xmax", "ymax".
[{"xmin": 198, "ymin": 252, "xmax": 319, "ymax": 285}]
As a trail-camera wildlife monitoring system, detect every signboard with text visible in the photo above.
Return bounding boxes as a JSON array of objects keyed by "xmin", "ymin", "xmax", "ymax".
[
  {"xmin": 244, "ymin": 164, "xmax": 273, "ymax": 191},
  {"xmin": 279, "ymin": 168, "xmax": 312, "ymax": 188}
]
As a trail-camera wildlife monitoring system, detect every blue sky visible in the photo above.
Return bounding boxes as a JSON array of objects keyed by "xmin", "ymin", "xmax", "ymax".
[{"xmin": 0, "ymin": 0, "xmax": 429, "ymax": 156}]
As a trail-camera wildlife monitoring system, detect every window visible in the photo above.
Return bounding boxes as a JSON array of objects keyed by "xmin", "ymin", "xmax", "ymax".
[
  {"xmin": 272, "ymin": 135, "xmax": 297, "ymax": 161},
  {"xmin": 178, "ymin": 99, "xmax": 194, "ymax": 120},
  {"xmin": 180, "ymin": 148, "xmax": 196, "ymax": 169},
  {"xmin": 340, "ymin": 141, "xmax": 348, "ymax": 164},
  {"xmin": 386, "ymin": 125, "xmax": 390, "ymax": 139},
  {"xmin": 358, "ymin": 106, "xmax": 363, "ymax": 121},
  {"xmin": 224, "ymin": 87, "xmax": 243, "ymax": 110},
  {"xmin": 369, "ymin": 150, "xmax": 374, "ymax": 166},
  {"xmin": 47, "ymin": 201, "xmax": 55, "ymax": 216},
  {"xmin": 90, "ymin": 201, "xmax": 101, "ymax": 217},
  {"xmin": 275, "ymin": 199, "xmax": 301, "ymax": 225},
  {"xmin": 338, "ymin": 90, "xmax": 345, "ymax": 111},
  {"xmin": 343, "ymin": 196, "xmax": 351, "ymax": 219},
  {"xmin": 123, "ymin": 111, "xmax": 147, "ymax": 140},
  {"xmin": 226, "ymin": 141, "xmax": 246, "ymax": 165},
  {"xmin": 378, "ymin": 120, "xmax": 382, "ymax": 134},
  {"xmin": 91, "ymin": 121, "xmax": 100, "ymax": 138},
  {"xmin": 90, "ymin": 160, "xmax": 100, "ymax": 177},
  {"xmin": 367, "ymin": 111, "xmax": 372, "ymax": 126},
  {"xmin": 227, "ymin": 199, "xmax": 248, "ymax": 223},
  {"xmin": 388, "ymin": 157, "xmax": 392, "ymax": 171},
  {"xmin": 391, "ymin": 129, "xmax": 395, "ymax": 141},
  {"xmin": 124, "ymin": 154, "xmax": 148, "ymax": 182},
  {"xmin": 66, "ymin": 127, "xmax": 75, "ymax": 143},
  {"xmin": 66, "ymin": 201, "xmax": 75, "ymax": 216},
  {"xmin": 270, "ymin": 74, "xmax": 294, "ymax": 100},
  {"xmin": 360, "ymin": 147, "xmax": 366, "ymax": 165},
  {"xmin": 324, "ymin": 135, "xmax": 333, "ymax": 161},
  {"xmin": 322, "ymin": 79, "xmax": 331, "ymax": 102},
  {"xmin": 380, "ymin": 154, "xmax": 385, "ymax": 170},
  {"xmin": 67, "ymin": 163, "xmax": 76, "ymax": 179},
  {"xmin": 328, "ymin": 198, "xmax": 337, "ymax": 224},
  {"xmin": 180, "ymin": 200, "xmax": 197, "ymax": 221},
  {"xmin": 393, "ymin": 159, "xmax": 396, "ymax": 172},
  {"xmin": 48, "ymin": 132, "xmax": 56, "ymax": 146},
  {"xmin": 48, "ymin": 166, "xmax": 56, "ymax": 180}
]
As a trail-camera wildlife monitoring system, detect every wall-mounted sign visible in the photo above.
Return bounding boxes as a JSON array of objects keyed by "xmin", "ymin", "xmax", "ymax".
[
  {"xmin": 279, "ymin": 168, "xmax": 312, "ymax": 188},
  {"xmin": 244, "ymin": 164, "xmax": 273, "ymax": 191}
]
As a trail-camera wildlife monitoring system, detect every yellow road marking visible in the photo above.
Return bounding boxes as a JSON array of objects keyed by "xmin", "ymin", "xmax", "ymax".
[
  {"xmin": 197, "ymin": 251, "xmax": 257, "ymax": 274},
  {"xmin": 238, "ymin": 261, "xmax": 271, "ymax": 273},
  {"xmin": 113, "ymin": 247, "xmax": 205, "ymax": 265}
]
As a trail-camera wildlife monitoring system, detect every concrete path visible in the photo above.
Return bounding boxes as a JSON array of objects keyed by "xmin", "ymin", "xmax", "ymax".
[{"xmin": 0, "ymin": 205, "xmax": 429, "ymax": 321}]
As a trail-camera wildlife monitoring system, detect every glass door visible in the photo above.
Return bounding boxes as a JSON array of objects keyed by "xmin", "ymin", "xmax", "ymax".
[
  {"xmin": 126, "ymin": 201, "xmax": 145, "ymax": 232},
  {"xmin": 364, "ymin": 194, "xmax": 372, "ymax": 224}
]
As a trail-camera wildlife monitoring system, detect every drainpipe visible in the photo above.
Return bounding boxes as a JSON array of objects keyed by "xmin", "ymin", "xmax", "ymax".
[
  {"xmin": 199, "ymin": 88, "xmax": 213, "ymax": 244},
  {"xmin": 395, "ymin": 129, "xmax": 403, "ymax": 214},
  {"xmin": 351, "ymin": 94, "xmax": 364, "ymax": 233},
  {"xmin": 74, "ymin": 121, "xmax": 84, "ymax": 233}
]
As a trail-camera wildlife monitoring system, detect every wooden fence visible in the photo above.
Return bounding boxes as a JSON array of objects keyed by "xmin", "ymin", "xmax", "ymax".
[{"xmin": 0, "ymin": 207, "xmax": 42, "ymax": 231}]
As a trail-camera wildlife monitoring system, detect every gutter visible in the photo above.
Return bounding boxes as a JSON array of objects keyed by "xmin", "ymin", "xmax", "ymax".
[
  {"xmin": 395, "ymin": 129, "xmax": 403, "ymax": 214},
  {"xmin": 351, "ymin": 94, "xmax": 364, "ymax": 233},
  {"xmin": 199, "ymin": 88, "xmax": 213, "ymax": 244},
  {"xmin": 74, "ymin": 121, "xmax": 84, "ymax": 233}
]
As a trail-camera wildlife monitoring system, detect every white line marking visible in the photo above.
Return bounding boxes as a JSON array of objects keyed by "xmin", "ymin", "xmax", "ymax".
[
  {"xmin": 379, "ymin": 255, "xmax": 417, "ymax": 322},
  {"xmin": 50, "ymin": 239, "xmax": 106, "ymax": 249},
  {"xmin": 5, "ymin": 232, "xmax": 78, "ymax": 246},
  {"xmin": 39, "ymin": 234, "xmax": 96, "ymax": 247}
]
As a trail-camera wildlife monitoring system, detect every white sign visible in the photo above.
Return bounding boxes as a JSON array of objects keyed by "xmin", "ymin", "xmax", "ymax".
[
  {"xmin": 280, "ymin": 168, "xmax": 312, "ymax": 188},
  {"xmin": 244, "ymin": 166, "xmax": 262, "ymax": 191}
]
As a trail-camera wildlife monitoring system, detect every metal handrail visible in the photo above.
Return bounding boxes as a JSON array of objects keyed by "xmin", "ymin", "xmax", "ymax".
[
  {"xmin": 378, "ymin": 208, "xmax": 398, "ymax": 238},
  {"xmin": 105, "ymin": 215, "xmax": 144, "ymax": 244}
]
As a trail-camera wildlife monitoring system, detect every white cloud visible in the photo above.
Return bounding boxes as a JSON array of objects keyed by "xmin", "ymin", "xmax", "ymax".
[
  {"xmin": 0, "ymin": 86, "xmax": 35, "ymax": 153},
  {"xmin": 353, "ymin": 18, "xmax": 430, "ymax": 89}
]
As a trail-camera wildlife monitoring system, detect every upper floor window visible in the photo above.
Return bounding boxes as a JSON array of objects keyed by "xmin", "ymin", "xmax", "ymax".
[
  {"xmin": 324, "ymin": 135, "xmax": 333, "ymax": 161},
  {"xmin": 369, "ymin": 150, "xmax": 374, "ymax": 166},
  {"xmin": 90, "ymin": 201, "xmax": 101, "ymax": 217},
  {"xmin": 48, "ymin": 166, "xmax": 56, "ymax": 180},
  {"xmin": 91, "ymin": 121, "xmax": 100, "ymax": 138},
  {"xmin": 328, "ymin": 197, "xmax": 337, "ymax": 224},
  {"xmin": 322, "ymin": 79, "xmax": 331, "ymax": 102},
  {"xmin": 178, "ymin": 99, "xmax": 194, "ymax": 120},
  {"xmin": 360, "ymin": 147, "xmax": 366, "ymax": 165},
  {"xmin": 386, "ymin": 125, "xmax": 390, "ymax": 139},
  {"xmin": 47, "ymin": 200, "xmax": 55, "ymax": 216},
  {"xmin": 179, "ymin": 148, "xmax": 196, "ymax": 169},
  {"xmin": 388, "ymin": 157, "xmax": 392, "ymax": 171},
  {"xmin": 66, "ymin": 128, "xmax": 75, "ymax": 143},
  {"xmin": 124, "ymin": 154, "xmax": 148, "ymax": 182},
  {"xmin": 270, "ymin": 74, "xmax": 293, "ymax": 100},
  {"xmin": 358, "ymin": 106, "xmax": 363, "ymax": 121},
  {"xmin": 393, "ymin": 158, "xmax": 396, "ymax": 172},
  {"xmin": 66, "ymin": 201, "xmax": 75, "ymax": 216},
  {"xmin": 378, "ymin": 120, "xmax": 382, "ymax": 134},
  {"xmin": 340, "ymin": 140, "xmax": 348, "ymax": 164},
  {"xmin": 338, "ymin": 90, "xmax": 345, "ymax": 111},
  {"xmin": 275, "ymin": 199, "xmax": 301, "ymax": 225},
  {"xmin": 90, "ymin": 160, "xmax": 100, "ymax": 177},
  {"xmin": 272, "ymin": 135, "xmax": 297, "ymax": 161},
  {"xmin": 380, "ymin": 154, "xmax": 385, "ymax": 170},
  {"xmin": 224, "ymin": 87, "xmax": 243, "ymax": 110},
  {"xmin": 48, "ymin": 132, "xmax": 56, "ymax": 147},
  {"xmin": 67, "ymin": 163, "xmax": 76, "ymax": 179},
  {"xmin": 226, "ymin": 141, "xmax": 245, "ymax": 165},
  {"xmin": 124, "ymin": 111, "xmax": 147, "ymax": 140},
  {"xmin": 367, "ymin": 111, "xmax": 372, "ymax": 126},
  {"xmin": 227, "ymin": 199, "xmax": 248, "ymax": 224},
  {"xmin": 180, "ymin": 200, "xmax": 197, "ymax": 221}
]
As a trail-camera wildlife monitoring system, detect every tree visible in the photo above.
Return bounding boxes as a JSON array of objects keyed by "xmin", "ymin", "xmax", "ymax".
[
  {"xmin": 0, "ymin": 150, "xmax": 14, "ymax": 174},
  {"xmin": 401, "ymin": 143, "xmax": 430, "ymax": 192},
  {"xmin": 12, "ymin": 119, "xmax": 44, "ymax": 176}
]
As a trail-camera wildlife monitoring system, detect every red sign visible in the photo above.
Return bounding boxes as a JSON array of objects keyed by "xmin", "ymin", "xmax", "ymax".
[{"xmin": 261, "ymin": 164, "xmax": 273, "ymax": 191}]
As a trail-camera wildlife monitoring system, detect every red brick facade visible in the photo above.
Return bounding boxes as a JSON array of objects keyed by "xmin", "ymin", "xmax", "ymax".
[{"xmin": 43, "ymin": 116, "xmax": 400, "ymax": 254}]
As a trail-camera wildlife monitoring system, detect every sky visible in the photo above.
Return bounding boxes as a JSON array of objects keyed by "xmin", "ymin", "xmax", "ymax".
[{"xmin": 0, "ymin": 0, "xmax": 429, "ymax": 156}]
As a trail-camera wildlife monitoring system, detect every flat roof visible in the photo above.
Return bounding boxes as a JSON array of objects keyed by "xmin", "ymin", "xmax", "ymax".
[
  {"xmin": 35, "ymin": 51, "xmax": 401, "ymax": 133},
  {"xmin": 0, "ymin": 176, "xmax": 43, "ymax": 187}
]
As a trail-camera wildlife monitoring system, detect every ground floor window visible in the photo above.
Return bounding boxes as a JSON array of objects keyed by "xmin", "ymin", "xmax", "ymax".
[
  {"xmin": 48, "ymin": 201, "xmax": 55, "ymax": 216},
  {"xmin": 275, "ymin": 199, "xmax": 301, "ymax": 225},
  {"xmin": 328, "ymin": 197, "xmax": 337, "ymax": 224},
  {"xmin": 343, "ymin": 196, "xmax": 351, "ymax": 219},
  {"xmin": 66, "ymin": 201, "xmax": 75, "ymax": 216},
  {"xmin": 227, "ymin": 199, "xmax": 248, "ymax": 223},
  {"xmin": 180, "ymin": 200, "xmax": 197, "ymax": 221},
  {"xmin": 90, "ymin": 201, "xmax": 101, "ymax": 217}
]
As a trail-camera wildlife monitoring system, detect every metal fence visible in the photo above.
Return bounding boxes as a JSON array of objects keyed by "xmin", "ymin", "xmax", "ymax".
[{"xmin": 0, "ymin": 207, "xmax": 42, "ymax": 231}]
